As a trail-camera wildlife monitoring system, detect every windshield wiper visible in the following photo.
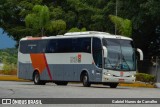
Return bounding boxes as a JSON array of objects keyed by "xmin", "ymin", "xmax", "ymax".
[
  {"xmin": 106, "ymin": 58, "xmax": 114, "ymax": 69},
  {"xmin": 112, "ymin": 54, "xmax": 121, "ymax": 70},
  {"xmin": 122, "ymin": 55, "xmax": 131, "ymax": 71}
]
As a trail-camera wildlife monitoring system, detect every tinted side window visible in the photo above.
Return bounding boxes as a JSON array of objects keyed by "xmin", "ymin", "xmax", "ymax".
[
  {"xmin": 37, "ymin": 40, "xmax": 47, "ymax": 53},
  {"xmin": 92, "ymin": 38, "xmax": 102, "ymax": 68},
  {"xmin": 72, "ymin": 38, "xmax": 91, "ymax": 53},
  {"xmin": 93, "ymin": 38, "xmax": 102, "ymax": 51},
  {"xmin": 20, "ymin": 40, "xmax": 47, "ymax": 53},
  {"xmin": 28, "ymin": 40, "xmax": 38, "ymax": 53},
  {"xmin": 20, "ymin": 38, "xmax": 91, "ymax": 53},
  {"xmin": 20, "ymin": 41, "xmax": 29, "ymax": 53},
  {"xmin": 46, "ymin": 39, "xmax": 58, "ymax": 53},
  {"xmin": 81, "ymin": 38, "xmax": 91, "ymax": 53},
  {"xmin": 72, "ymin": 38, "xmax": 79, "ymax": 52},
  {"xmin": 20, "ymin": 40, "xmax": 39, "ymax": 53},
  {"xmin": 57, "ymin": 39, "xmax": 72, "ymax": 53}
]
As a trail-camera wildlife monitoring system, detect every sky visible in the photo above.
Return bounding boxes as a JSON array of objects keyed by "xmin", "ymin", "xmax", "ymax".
[{"xmin": 0, "ymin": 28, "xmax": 16, "ymax": 49}]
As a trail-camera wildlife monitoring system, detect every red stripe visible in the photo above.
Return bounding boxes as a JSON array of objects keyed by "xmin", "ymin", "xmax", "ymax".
[{"xmin": 43, "ymin": 54, "xmax": 53, "ymax": 80}]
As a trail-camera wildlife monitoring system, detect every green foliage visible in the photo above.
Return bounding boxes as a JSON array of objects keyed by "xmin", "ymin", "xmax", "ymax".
[
  {"xmin": 109, "ymin": 15, "xmax": 132, "ymax": 37},
  {"xmin": 2, "ymin": 59, "xmax": 17, "ymax": 75},
  {"xmin": 25, "ymin": 5, "xmax": 50, "ymax": 36},
  {"xmin": 136, "ymin": 73, "xmax": 156, "ymax": 83},
  {"xmin": 50, "ymin": 6, "xmax": 64, "ymax": 19},
  {"xmin": 0, "ymin": 0, "xmax": 43, "ymax": 42},
  {"xmin": 68, "ymin": 28, "xmax": 81, "ymax": 32},
  {"xmin": 68, "ymin": 27, "xmax": 86, "ymax": 32},
  {"xmin": 0, "ymin": 48, "xmax": 17, "ymax": 75},
  {"xmin": 46, "ymin": 20, "xmax": 66, "ymax": 33},
  {"xmin": 81, "ymin": 27, "xmax": 86, "ymax": 31},
  {"xmin": 1, "ymin": 0, "xmax": 160, "ymax": 64},
  {"xmin": 25, "ymin": 4, "xmax": 67, "ymax": 36}
]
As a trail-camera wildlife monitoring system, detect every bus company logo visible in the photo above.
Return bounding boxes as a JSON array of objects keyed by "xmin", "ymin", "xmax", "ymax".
[
  {"xmin": 77, "ymin": 54, "xmax": 81, "ymax": 63},
  {"xmin": 70, "ymin": 54, "xmax": 82, "ymax": 63},
  {"xmin": 120, "ymin": 72, "xmax": 124, "ymax": 77}
]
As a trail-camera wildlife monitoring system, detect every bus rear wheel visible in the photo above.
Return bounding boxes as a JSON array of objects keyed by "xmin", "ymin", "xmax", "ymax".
[
  {"xmin": 33, "ymin": 72, "xmax": 45, "ymax": 85},
  {"xmin": 82, "ymin": 73, "xmax": 91, "ymax": 87}
]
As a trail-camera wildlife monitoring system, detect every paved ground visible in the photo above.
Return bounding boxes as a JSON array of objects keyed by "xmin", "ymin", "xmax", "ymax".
[{"xmin": 0, "ymin": 81, "xmax": 160, "ymax": 107}]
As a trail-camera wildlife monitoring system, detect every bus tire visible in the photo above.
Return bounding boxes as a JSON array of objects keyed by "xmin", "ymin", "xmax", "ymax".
[
  {"xmin": 82, "ymin": 73, "xmax": 91, "ymax": 87},
  {"xmin": 33, "ymin": 72, "xmax": 46, "ymax": 85},
  {"xmin": 40, "ymin": 81, "xmax": 46, "ymax": 85},
  {"xmin": 110, "ymin": 83, "xmax": 118, "ymax": 88},
  {"xmin": 55, "ymin": 81, "xmax": 68, "ymax": 86}
]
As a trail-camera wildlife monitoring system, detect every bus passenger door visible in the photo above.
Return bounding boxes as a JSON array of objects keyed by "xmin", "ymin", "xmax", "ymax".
[{"xmin": 92, "ymin": 38, "xmax": 103, "ymax": 82}]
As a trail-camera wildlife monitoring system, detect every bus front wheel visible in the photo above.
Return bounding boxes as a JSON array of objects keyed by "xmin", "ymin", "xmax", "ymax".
[
  {"xmin": 82, "ymin": 73, "xmax": 91, "ymax": 87},
  {"xmin": 110, "ymin": 83, "xmax": 118, "ymax": 88}
]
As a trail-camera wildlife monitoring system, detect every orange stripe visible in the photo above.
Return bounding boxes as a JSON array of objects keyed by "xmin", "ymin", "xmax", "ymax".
[
  {"xmin": 30, "ymin": 53, "xmax": 53, "ymax": 80},
  {"xmin": 30, "ymin": 54, "xmax": 46, "ymax": 74},
  {"xmin": 43, "ymin": 54, "xmax": 52, "ymax": 80}
]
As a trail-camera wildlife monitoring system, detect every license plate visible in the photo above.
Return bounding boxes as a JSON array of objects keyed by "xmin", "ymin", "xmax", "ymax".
[{"xmin": 119, "ymin": 79, "xmax": 124, "ymax": 82}]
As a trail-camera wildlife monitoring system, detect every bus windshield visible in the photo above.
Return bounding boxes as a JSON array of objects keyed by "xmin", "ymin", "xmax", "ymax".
[{"xmin": 103, "ymin": 38, "xmax": 136, "ymax": 71}]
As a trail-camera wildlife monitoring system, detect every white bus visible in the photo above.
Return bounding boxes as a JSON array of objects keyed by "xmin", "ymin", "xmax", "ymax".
[{"xmin": 18, "ymin": 31, "xmax": 143, "ymax": 88}]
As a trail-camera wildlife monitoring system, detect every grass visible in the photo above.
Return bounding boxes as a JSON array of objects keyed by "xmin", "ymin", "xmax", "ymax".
[
  {"xmin": 0, "ymin": 75, "xmax": 29, "ymax": 81},
  {"xmin": 0, "ymin": 70, "xmax": 17, "ymax": 75},
  {"xmin": 119, "ymin": 82, "xmax": 155, "ymax": 88}
]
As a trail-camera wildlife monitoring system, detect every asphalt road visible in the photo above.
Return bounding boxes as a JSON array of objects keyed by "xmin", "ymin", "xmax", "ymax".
[{"xmin": 0, "ymin": 81, "xmax": 160, "ymax": 107}]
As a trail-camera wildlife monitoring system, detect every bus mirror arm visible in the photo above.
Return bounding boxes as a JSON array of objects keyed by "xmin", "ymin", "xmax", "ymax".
[
  {"xmin": 137, "ymin": 48, "xmax": 143, "ymax": 61},
  {"xmin": 103, "ymin": 46, "xmax": 107, "ymax": 58}
]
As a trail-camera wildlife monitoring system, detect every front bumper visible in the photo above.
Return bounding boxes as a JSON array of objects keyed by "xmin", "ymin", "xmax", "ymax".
[{"xmin": 102, "ymin": 75, "xmax": 135, "ymax": 83}]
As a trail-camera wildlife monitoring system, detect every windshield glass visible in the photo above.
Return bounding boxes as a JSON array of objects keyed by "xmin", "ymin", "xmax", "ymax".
[{"xmin": 103, "ymin": 38, "xmax": 136, "ymax": 71}]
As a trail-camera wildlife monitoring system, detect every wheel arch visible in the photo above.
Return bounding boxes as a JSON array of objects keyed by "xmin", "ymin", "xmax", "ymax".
[
  {"xmin": 32, "ymin": 69, "xmax": 40, "ymax": 81},
  {"xmin": 80, "ymin": 69, "xmax": 90, "ymax": 82}
]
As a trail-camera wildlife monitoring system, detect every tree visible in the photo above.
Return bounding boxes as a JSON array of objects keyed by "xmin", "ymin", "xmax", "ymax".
[
  {"xmin": 109, "ymin": 15, "xmax": 132, "ymax": 37},
  {"xmin": 116, "ymin": 0, "xmax": 160, "ymax": 58},
  {"xmin": 46, "ymin": 19, "xmax": 66, "ymax": 35},
  {"xmin": 0, "ymin": 48, "xmax": 17, "ymax": 75},
  {"xmin": 0, "ymin": 0, "xmax": 42, "ymax": 42},
  {"xmin": 25, "ymin": 4, "xmax": 67, "ymax": 36},
  {"xmin": 68, "ymin": 27, "xmax": 86, "ymax": 32},
  {"xmin": 1, "ymin": 0, "xmax": 160, "ymax": 63}
]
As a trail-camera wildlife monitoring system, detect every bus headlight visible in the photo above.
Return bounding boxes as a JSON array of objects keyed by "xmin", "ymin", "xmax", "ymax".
[
  {"xmin": 107, "ymin": 73, "xmax": 111, "ymax": 76},
  {"xmin": 104, "ymin": 72, "xmax": 111, "ymax": 76}
]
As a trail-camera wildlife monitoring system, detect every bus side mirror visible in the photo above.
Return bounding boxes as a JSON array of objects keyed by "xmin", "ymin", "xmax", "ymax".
[
  {"xmin": 137, "ymin": 48, "xmax": 143, "ymax": 61},
  {"xmin": 103, "ymin": 46, "xmax": 107, "ymax": 58}
]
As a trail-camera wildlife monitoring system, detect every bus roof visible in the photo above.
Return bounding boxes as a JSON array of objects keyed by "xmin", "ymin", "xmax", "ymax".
[{"xmin": 20, "ymin": 31, "xmax": 132, "ymax": 41}]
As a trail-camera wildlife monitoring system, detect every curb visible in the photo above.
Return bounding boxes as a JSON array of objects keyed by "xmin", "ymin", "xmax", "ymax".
[
  {"xmin": 0, "ymin": 75, "xmax": 155, "ymax": 88},
  {"xmin": 0, "ymin": 75, "xmax": 30, "ymax": 82}
]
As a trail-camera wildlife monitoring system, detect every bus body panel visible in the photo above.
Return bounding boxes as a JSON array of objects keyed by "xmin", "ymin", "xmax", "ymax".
[
  {"xmin": 18, "ymin": 63, "xmax": 103, "ymax": 82},
  {"xmin": 18, "ymin": 52, "xmax": 103, "ymax": 82},
  {"xmin": 18, "ymin": 31, "xmax": 136, "ymax": 84}
]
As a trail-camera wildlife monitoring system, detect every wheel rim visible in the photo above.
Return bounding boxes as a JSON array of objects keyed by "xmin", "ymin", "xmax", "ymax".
[
  {"xmin": 34, "ymin": 74, "xmax": 39, "ymax": 83},
  {"xmin": 83, "ymin": 75, "xmax": 87, "ymax": 83}
]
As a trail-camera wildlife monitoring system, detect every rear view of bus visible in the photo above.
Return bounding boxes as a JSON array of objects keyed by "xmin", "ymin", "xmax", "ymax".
[{"xmin": 18, "ymin": 31, "xmax": 143, "ymax": 88}]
